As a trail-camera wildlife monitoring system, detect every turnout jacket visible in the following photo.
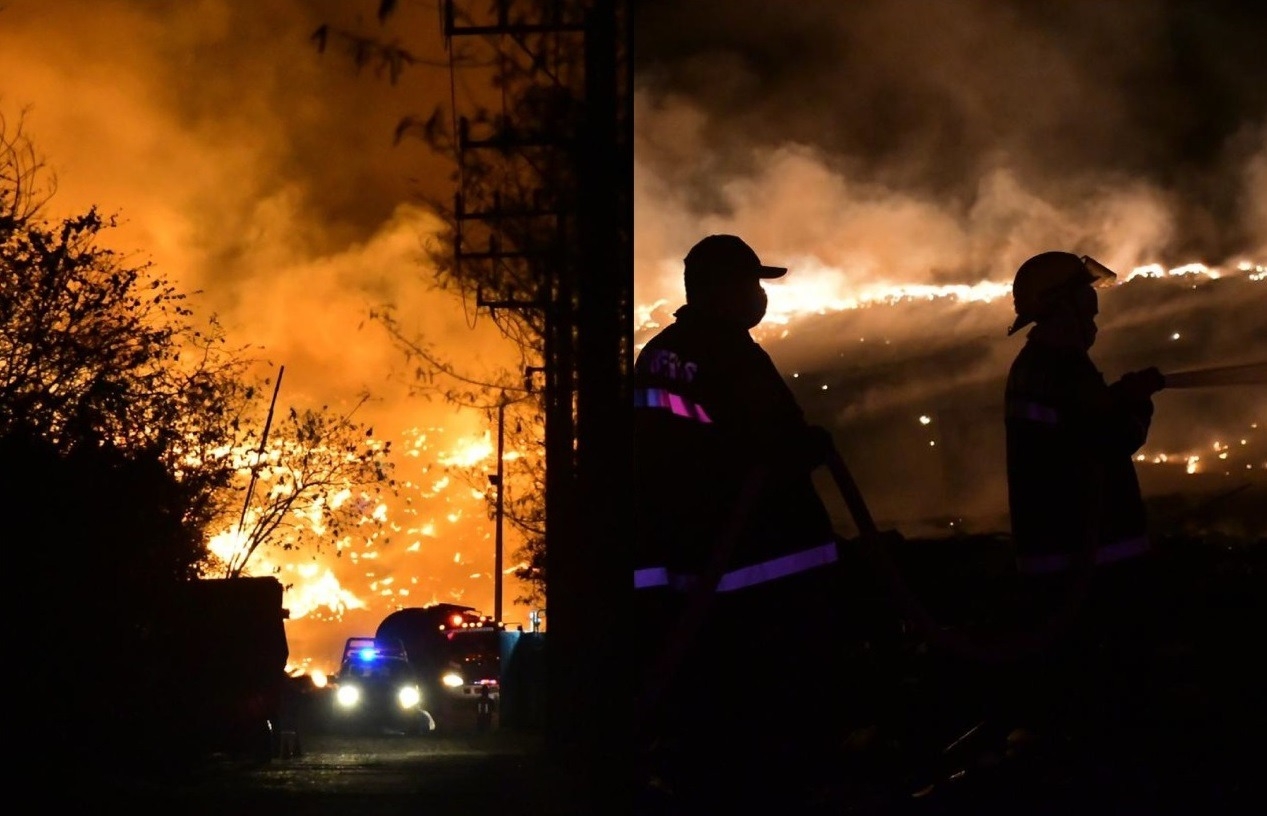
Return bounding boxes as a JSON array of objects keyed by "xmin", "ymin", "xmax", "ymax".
[
  {"xmin": 633, "ymin": 304, "xmax": 838, "ymax": 595},
  {"xmin": 1005, "ymin": 341, "xmax": 1153, "ymax": 576}
]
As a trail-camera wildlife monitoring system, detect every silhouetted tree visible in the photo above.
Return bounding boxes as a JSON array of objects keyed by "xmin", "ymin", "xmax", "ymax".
[
  {"xmin": 0, "ymin": 114, "xmax": 395, "ymax": 583},
  {"xmin": 214, "ymin": 394, "xmax": 397, "ymax": 578}
]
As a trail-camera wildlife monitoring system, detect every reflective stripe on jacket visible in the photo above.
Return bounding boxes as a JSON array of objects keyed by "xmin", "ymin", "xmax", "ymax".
[
  {"xmin": 634, "ymin": 386, "xmax": 713, "ymax": 423},
  {"xmin": 1015, "ymin": 534, "xmax": 1150, "ymax": 575},
  {"xmin": 634, "ymin": 540, "xmax": 839, "ymax": 593},
  {"xmin": 633, "ymin": 304, "xmax": 838, "ymax": 594}
]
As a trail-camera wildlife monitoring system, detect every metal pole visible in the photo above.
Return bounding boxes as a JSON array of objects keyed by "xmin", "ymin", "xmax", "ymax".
[{"xmin": 494, "ymin": 398, "xmax": 505, "ymax": 624}]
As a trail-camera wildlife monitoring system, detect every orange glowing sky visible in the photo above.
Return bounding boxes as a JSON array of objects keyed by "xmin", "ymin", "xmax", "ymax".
[{"xmin": 1, "ymin": 0, "xmax": 532, "ymax": 674}]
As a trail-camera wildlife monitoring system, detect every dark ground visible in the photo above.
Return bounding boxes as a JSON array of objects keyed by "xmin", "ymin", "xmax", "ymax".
[
  {"xmin": 34, "ymin": 714, "xmax": 607, "ymax": 815},
  {"xmin": 22, "ymin": 532, "xmax": 1264, "ymax": 815},
  {"xmin": 639, "ymin": 529, "xmax": 1265, "ymax": 814}
]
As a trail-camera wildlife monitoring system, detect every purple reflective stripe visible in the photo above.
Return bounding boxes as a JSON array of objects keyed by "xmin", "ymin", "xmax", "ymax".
[
  {"xmin": 1007, "ymin": 399, "xmax": 1059, "ymax": 424},
  {"xmin": 1016, "ymin": 535, "xmax": 1151, "ymax": 575},
  {"xmin": 633, "ymin": 541, "xmax": 839, "ymax": 593},
  {"xmin": 714, "ymin": 541, "xmax": 838, "ymax": 591},
  {"xmin": 633, "ymin": 567, "xmax": 669, "ymax": 589},
  {"xmin": 634, "ymin": 387, "xmax": 712, "ymax": 423}
]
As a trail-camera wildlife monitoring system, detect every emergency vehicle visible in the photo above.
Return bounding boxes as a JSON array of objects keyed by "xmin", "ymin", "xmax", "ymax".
[{"xmin": 438, "ymin": 617, "xmax": 508, "ymax": 703}]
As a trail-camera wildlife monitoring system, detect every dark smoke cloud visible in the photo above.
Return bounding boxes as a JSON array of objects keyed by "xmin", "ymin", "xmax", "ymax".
[{"xmin": 635, "ymin": 0, "xmax": 1267, "ymax": 273}]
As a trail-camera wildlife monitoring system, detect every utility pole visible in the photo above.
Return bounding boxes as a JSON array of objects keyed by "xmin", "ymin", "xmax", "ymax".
[
  {"xmin": 442, "ymin": 0, "xmax": 631, "ymax": 800},
  {"xmin": 493, "ymin": 397, "xmax": 506, "ymax": 624}
]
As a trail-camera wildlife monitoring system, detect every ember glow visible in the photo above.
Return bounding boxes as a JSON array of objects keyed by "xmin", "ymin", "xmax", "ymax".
[
  {"xmin": 634, "ymin": 258, "xmax": 1265, "ymax": 538},
  {"xmin": 637, "ymin": 261, "xmax": 1264, "ymax": 345}
]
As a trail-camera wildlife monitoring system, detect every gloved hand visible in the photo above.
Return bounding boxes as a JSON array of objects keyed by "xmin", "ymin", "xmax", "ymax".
[{"xmin": 1111, "ymin": 366, "xmax": 1166, "ymax": 401}]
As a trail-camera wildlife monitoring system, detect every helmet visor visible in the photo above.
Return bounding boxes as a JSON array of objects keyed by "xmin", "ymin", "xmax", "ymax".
[
  {"xmin": 1080, "ymin": 255, "xmax": 1118, "ymax": 287},
  {"xmin": 1007, "ymin": 254, "xmax": 1118, "ymax": 335}
]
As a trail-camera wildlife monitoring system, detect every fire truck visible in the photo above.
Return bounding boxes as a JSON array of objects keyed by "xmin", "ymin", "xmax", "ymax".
[
  {"xmin": 376, "ymin": 605, "xmax": 524, "ymax": 726},
  {"xmin": 438, "ymin": 618, "xmax": 508, "ymax": 703}
]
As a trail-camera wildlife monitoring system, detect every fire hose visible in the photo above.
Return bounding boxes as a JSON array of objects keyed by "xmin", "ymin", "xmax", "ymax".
[
  {"xmin": 1160, "ymin": 360, "xmax": 1267, "ymax": 388},
  {"xmin": 823, "ymin": 447, "xmax": 1095, "ymax": 666},
  {"xmin": 634, "ymin": 448, "xmax": 1064, "ymax": 750},
  {"xmin": 824, "ymin": 359, "xmax": 1267, "ymax": 665},
  {"xmin": 636, "ymin": 359, "xmax": 1267, "ymax": 736}
]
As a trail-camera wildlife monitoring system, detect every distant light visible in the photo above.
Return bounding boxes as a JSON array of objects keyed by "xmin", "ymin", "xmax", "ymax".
[
  {"xmin": 929, "ymin": 440, "xmax": 936, "ymax": 447},
  {"xmin": 792, "ymin": 372, "xmax": 800, "ymax": 378},
  {"xmin": 821, "ymin": 384, "xmax": 829, "ymax": 391},
  {"xmin": 919, "ymin": 415, "xmax": 931, "ymax": 425},
  {"xmin": 1171, "ymin": 332, "xmax": 1181, "ymax": 340}
]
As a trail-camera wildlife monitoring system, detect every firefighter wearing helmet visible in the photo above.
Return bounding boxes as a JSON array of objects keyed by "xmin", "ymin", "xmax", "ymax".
[
  {"xmin": 632, "ymin": 235, "xmax": 847, "ymax": 810},
  {"xmin": 1000, "ymin": 250, "xmax": 1166, "ymax": 752}
]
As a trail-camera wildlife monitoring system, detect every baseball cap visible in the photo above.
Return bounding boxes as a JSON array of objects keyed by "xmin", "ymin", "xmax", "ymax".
[{"xmin": 683, "ymin": 234, "xmax": 788, "ymax": 286}]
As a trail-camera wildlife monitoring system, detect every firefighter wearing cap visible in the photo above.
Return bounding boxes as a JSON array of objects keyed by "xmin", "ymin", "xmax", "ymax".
[
  {"xmin": 633, "ymin": 234, "xmax": 845, "ymax": 808},
  {"xmin": 1001, "ymin": 249, "xmax": 1166, "ymax": 749}
]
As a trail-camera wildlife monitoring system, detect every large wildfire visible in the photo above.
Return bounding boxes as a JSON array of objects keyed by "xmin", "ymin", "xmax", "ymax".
[
  {"xmin": 5, "ymin": 0, "xmax": 1265, "ymax": 678},
  {"xmin": 194, "ymin": 417, "xmax": 537, "ymax": 678},
  {"xmin": 253, "ymin": 257, "xmax": 1267, "ymax": 676},
  {"xmin": 636, "ymin": 258, "xmax": 1266, "ymax": 543}
]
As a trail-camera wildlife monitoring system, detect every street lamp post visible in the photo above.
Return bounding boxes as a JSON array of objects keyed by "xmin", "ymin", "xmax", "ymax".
[{"xmin": 493, "ymin": 398, "xmax": 506, "ymax": 624}]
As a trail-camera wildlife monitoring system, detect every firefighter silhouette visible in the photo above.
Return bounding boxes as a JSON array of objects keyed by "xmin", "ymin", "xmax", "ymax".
[
  {"xmin": 1000, "ymin": 250, "xmax": 1165, "ymax": 754},
  {"xmin": 633, "ymin": 234, "xmax": 850, "ymax": 809}
]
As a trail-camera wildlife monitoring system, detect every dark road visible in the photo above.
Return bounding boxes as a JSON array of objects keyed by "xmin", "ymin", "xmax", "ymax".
[{"xmin": 53, "ymin": 730, "xmax": 598, "ymax": 816}]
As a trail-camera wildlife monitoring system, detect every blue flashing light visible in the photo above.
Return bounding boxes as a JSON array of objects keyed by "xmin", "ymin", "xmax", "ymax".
[{"xmin": 357, "ymin": 647, "xmax": 378, "ymax": 661}]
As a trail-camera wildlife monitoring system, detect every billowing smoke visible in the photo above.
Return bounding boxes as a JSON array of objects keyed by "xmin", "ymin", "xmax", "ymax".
[{"xmin": 634, "ymin": 0, "xmax": 1267, "ymax": 538}]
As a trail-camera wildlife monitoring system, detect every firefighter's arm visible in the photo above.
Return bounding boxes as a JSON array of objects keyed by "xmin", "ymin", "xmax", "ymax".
[
  {"xmin": 1067, "ymin": 367, "xmax": 1158, "ymax": 456},
  {"xmin": 1105, "ymin": 366, "xmax": 1163, "ymax": 452}
]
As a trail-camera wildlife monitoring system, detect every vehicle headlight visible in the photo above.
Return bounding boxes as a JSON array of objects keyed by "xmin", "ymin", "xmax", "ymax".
[
  {"xmin": 441, "ymin": 671, "xmax": 464, "ymax": 688},
  {"xmin": 335, "ymin": 684, "xmax": 362, "ymax": 708},
  {"xmin": 397, "ymin": 684, "xmax": 422, "ymax": 709}
]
